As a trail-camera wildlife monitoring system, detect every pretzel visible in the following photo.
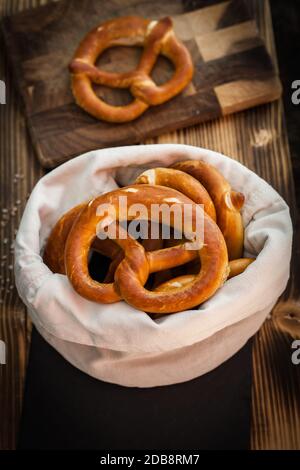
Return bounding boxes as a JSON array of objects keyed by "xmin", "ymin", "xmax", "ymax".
[
  {"xmin": 69, "ymin": 16, "xmax": 194, "ymax": 122},
  {"xmin": 44, "ymin": 207, "xmax": 166, "ymax": 284},
  {"xmin": 43, "ymin": 189, "xmax": 203, "ymax": 304},
  {"xmin": 135, "ymin": 168, "xmax": 216, "ymax": 220},
  {"xmin": 172, "ymin": 160, "xmax": 245, "ymax": 259},
  {"xmin": 60, "ymin": 185, "xmax": 228, "ymax": 313},
  {"xmin": 227, "ymin": 258, "xmax": 254, "ymax": 279},
  {"xmin": 43, "ymin": 203, "xmax": 121, "ymax": 276},
  {"xmin": 154, "ymin": 258, "xmax": 255, "ymax": 292}
]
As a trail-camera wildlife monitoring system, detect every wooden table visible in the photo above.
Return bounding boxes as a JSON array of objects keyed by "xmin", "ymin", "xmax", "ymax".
[{"xmin": 0, "ymin": 0, "xmax": 299, "ymax": 450}]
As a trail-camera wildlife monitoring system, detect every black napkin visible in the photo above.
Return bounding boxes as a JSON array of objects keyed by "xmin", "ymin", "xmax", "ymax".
[{"xmin": 18, "ymin": 327, "xmax": 252, "ymax": 450}]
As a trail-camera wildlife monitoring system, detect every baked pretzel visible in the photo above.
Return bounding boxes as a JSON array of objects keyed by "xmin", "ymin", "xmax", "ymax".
[
  {"xmin": 69, "ymin": 16, "xmax": 194, "ymax": 122},
  {"xmin": 43, "ymin": 203, "xmax": 121, "ymax": 276},
  {"xmin": 44, "ymin": 207, "xmax": 166, "ymax": 284},
  {"xmin": 135, "ymin": 168, "xmax": 216, "ymax": 221},
  {"xmin": 227, "ymin": 258, "xmax": 254, "ymax": 279},
  {"xmin": 154, "ymin": 258, "xmax": 255, "ymax": 292},
  {"xmin": 60, "ymin": 185, "xmax": 228, "ymax": 313},
  {"xmin": 172, "ymin": 160, "xmax": 245, "ymax": 259},
  {"xmin": 43, "ymin": 189, "xmax": 203, "ymax": 304}
]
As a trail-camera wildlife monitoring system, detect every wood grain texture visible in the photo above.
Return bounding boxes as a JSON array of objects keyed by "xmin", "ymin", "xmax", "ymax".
[
  {"xmin": 0, "ymin": 0, "xmax": 46, "ymax": 451},
  {"xmin": 0, "ymin": 0, "xmax": 299, "ymax": 450},
  {"xmin": 2, "ymin": 0, "xmax": 281, "ymax": 168}
]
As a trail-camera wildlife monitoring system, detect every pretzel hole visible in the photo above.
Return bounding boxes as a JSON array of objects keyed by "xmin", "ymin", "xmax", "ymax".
[
  {"xmin": 96, "ymin": 46, "xmax": 144, "ymax": 74},
  {"xmin": 88, "ymin": 250, "xmax": 112, "ymax": 283},
  {"xmin": 92, "ymin": 84, "xmax": 133, "ymax": 106},
  {"xmin": 92, "ymin": 46, "xmax": 143, "ymax": 106},
  {"xmin": 88, "ymin": 244, "xmax": 124, "ymax": 284},
  {"xmin": 92, "ymin": 46, "xmax": 174, "ymax": 106},
  {"xmin": 171, "ymin": 258, "xmax": 200, "ymax": 278},
  {"xmin": 96, "ymin": 46, "xmax": 174, "ymax": 84},
  {"xmin": 150, "ymin": 55, "xmax": 174, "ymax": 86}
]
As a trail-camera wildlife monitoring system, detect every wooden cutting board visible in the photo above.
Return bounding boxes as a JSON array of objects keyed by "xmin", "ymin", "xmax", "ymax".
[{"xmin": 2, "ymin": 0, "xmax": 281, "ymax": 168}]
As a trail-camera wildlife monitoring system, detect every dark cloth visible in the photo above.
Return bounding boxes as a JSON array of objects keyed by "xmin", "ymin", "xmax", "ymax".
[{"xmin": 18, "ymin": 327, "xmax": 252, "ymax": 450}]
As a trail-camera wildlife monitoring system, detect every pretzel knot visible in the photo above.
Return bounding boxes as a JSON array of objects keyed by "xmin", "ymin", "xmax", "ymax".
[
  {"xmin": 44, "ymin": 185, "xmax": 228, "ymax": 313},
  {"xmin": 69, "ymin": 16, "xmax": 194, "ymax": 122}
]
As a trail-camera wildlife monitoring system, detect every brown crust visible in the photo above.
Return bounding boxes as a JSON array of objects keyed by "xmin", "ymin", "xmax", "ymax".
[
  {"xmin": 155, "ymin": 258, "xmax": 254, "ymax": 292},
  {"xmin": 43, "ymin": 203, "xmax": 122, "ymax": 281},
  {"xmin": 227, "ymin": 257, "xmax": 254, "ymax": 279},
  {"xmin": 60, "ymin": 185, "xmax": 228, "ymax": 313},
  {"xmin": 172, "ymin": 160, "xmax": 245, "ymax": 260},
  {"xmin": 135, "ymin": 167, "xmax": 217, "ymax": 221},
  {"xmin": 69, "ymin": 16, "xmax": 194, "ymax": 123},
  {"xmin": 43, "ymin": 203, "xmax": 86, "ymax": 274}
]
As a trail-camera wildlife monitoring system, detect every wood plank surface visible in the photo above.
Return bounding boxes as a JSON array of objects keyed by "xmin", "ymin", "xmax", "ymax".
[
  {"xmin": 0, "ymin": 0, "xmax": 299, "ymax": 450},
  {"xmin": 0, "ymin": 0, "xmax": 45, "ymax": 451},
  {"xmin": 2, "ymin": 0, "xmax": 281, "ymax": 168}
]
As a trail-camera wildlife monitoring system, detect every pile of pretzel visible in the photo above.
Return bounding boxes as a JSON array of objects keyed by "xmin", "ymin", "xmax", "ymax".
[{"xmin": 43, "ymin": 160, "xmax": 254, "ymax": 314}]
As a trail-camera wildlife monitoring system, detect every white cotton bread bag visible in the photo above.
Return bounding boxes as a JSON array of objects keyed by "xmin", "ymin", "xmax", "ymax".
[{"xmin": 14, "ymin": 144, "xmax": 293, "ymax": 387}]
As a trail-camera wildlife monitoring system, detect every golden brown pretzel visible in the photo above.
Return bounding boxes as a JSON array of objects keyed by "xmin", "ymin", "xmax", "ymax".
[
  {"xmin": 133, "ymin": 166, "xmax": 215, "ymax": 288},
  {"xmin": 69, "ymin": 16, "xmax": 193, "ymax": 122},
  {"xmin": 43, "ymin": 205, "xmax": 170, "ymax": 284},
  {"xmin": 43, "ymin": 203, "xmax": 121, "ymax": 277},
  {"xmin": 227, "ymin": 258, "xmax": 254, "ymax": 279},
  {"xmin": 154, "ymin": 258, "xmax": 255, "ymax": 292},
  {"xmin": 135, "ymin": 167, "xmax": 216, "ymax": 221},
  {"xmin": 63, "ymin": 185, "xmax": 228, "ymax": 313},
  {"xmin": 172, "ymin": 160, "xmax": 245, "ymax": 260},
  {"xmin": 43, "ymin": 204, "xmax": 85, "ymax": 274},
  {"xmin": 43, "ymin": 190, "xmax": 201, "ymax": 304}
]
